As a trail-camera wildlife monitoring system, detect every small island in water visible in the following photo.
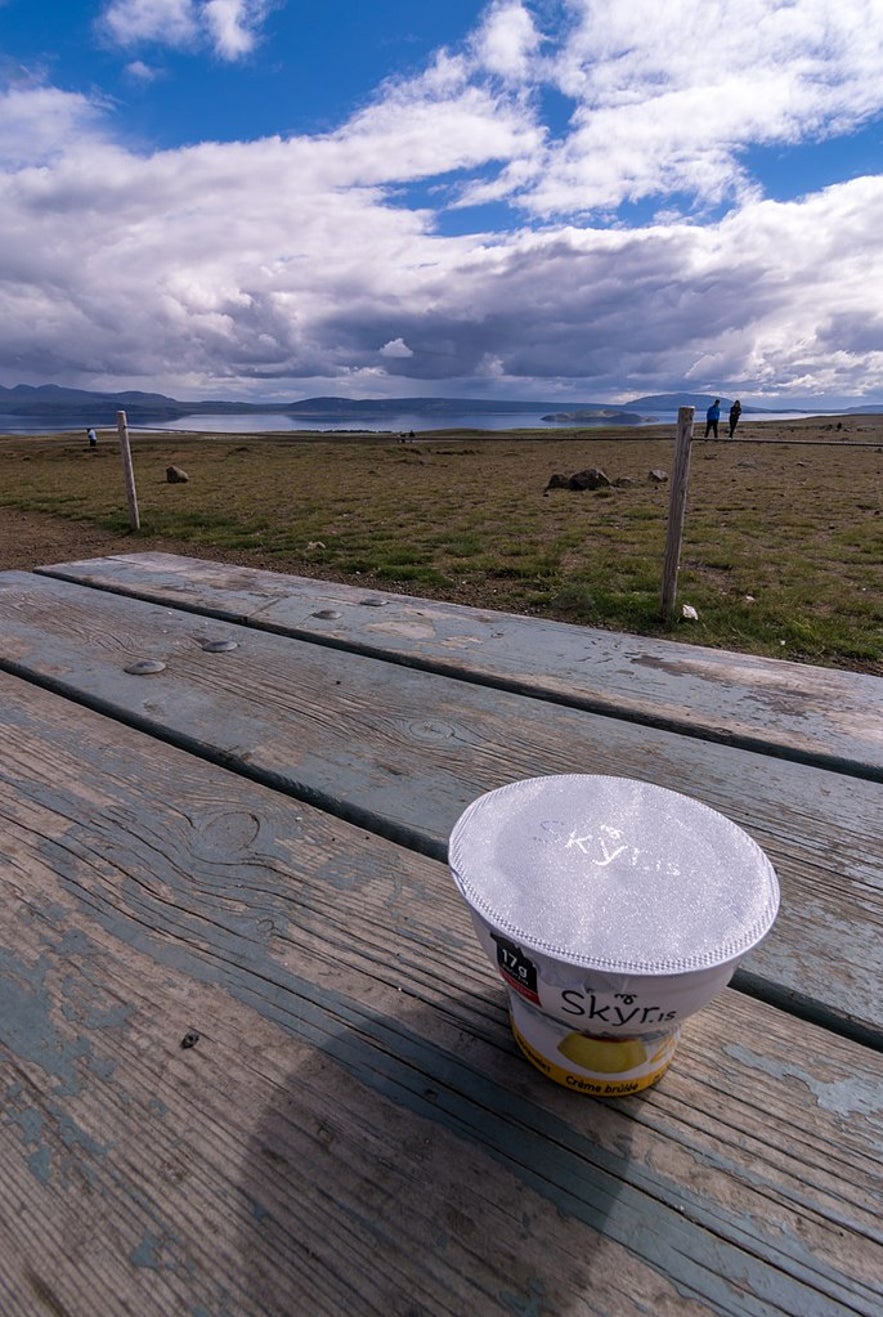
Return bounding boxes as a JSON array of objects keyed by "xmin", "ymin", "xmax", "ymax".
[{"xmin": 541, "ymin": 409, "xmax": 648, "ymax": 426}]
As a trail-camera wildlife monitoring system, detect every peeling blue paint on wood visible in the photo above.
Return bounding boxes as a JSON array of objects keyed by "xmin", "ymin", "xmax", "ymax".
[
  {"xmin": 724, "ymin": 1043, "xmax": 883, "ymax": 1128},
  {"xmin": 0, "ymin": 948, "xmax": 91, "ymax": 1097},
  {"xmin": 130, "ymin": 1232, "xmax": 163, "ymax": 1270},
  {"xmin": 26, "ymin": 1145, "xmax": 52, "ymax": 1185}
]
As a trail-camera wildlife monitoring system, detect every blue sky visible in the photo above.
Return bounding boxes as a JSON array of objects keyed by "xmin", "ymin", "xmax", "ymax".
[{"xmin": 1, "ymin": 0, "xmax": 882, "ymax": 406}]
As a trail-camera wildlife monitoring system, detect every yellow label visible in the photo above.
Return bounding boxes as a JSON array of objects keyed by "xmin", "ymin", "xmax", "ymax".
[
  {"xmin": 511, "ymin": 1019, "xmax": 675, "ymax": 1097},
  {"xmin": 557, "ymin": 1031, "xmax": 648, "ymax": 1073}
]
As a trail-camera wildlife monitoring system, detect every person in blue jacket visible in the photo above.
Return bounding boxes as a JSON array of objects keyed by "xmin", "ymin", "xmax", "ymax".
[{"xmin": 704, "ymin": 399, "xmax": 721, "ymax": 439}]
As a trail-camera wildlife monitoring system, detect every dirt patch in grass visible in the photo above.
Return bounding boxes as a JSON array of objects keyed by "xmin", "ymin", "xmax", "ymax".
[{"xmin": 1, "ymin": 416, "xmax": 881, "ymax": 673}]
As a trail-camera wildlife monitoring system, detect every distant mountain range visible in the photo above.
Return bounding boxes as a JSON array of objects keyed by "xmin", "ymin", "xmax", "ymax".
[
  {"xmin": 0, "ymin": 384, "xmax": 667, "ymax": 422},
  {"xmin": 1, "ymin": 383, "xmax": 880, "ymax": 424}
]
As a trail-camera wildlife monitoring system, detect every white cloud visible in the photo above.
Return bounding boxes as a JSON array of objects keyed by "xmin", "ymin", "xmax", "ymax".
[
  {"xmin": 100, "ymin": 0, "xmax": 270, "ymax": 60},
  {"xmin": 472, "ymin": 1, "xmax": 540, "ymax": 82},
  {"xmin": 101, "ymin": 0, "xmax": 200, "ymax": 50},
  {"xmin": 125, "ymin": 60, "xmax": 161, "ymax": 81},
  {"xmin": 380, "ymin": 339, "xmax": 414, "ymax": 358},
  {"xmin": 0, "ymin": 86, "xmax": 105, "ymax": 167},
  {"xmin": 338, "ymin": 79, "xmax": 545, "ymax": 187},
  {"xmin": 2, "ymin": 97, "xmax": 879, "ymax": 401},
  {"xmin": 517, "ymin": 0, "xmax": 883, "ymax": 217},
  {"xmin": 203, "ymin": 0, "xmax": 268, "ymax": 59},
  {"xmin": 1, "ymin": 1, "xmax": 882, "ymax": 402}
]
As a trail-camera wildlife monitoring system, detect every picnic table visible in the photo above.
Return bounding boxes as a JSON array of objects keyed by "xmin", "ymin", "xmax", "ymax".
[{"xmin": 0, "ymin": 551, "xmax": 880, "ymax": 1316}]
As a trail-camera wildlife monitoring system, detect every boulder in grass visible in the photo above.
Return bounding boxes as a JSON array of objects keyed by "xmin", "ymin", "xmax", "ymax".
[
  {"xmin": 545, "ymin": 467, "xmax": 612, "ymax": 492},
  {"xmin": 568, "ymin": 467, "xmax": 611, "ymax": 490},
  {"xmin": 166, "ymin": 465, "xmax": 189, "ymax": 483},
  {"xmin": 649, "ymin": 469, "xmax": 668, "ymax": 483}
]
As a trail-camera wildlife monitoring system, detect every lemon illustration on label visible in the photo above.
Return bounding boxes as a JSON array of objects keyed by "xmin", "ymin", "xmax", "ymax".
[{"xmin": 558, "ymin": 1033, "xmax": 647, "ymax": 1073}]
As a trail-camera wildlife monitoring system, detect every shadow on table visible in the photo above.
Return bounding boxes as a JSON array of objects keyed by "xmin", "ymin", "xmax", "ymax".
[{"xmin": 236, "ymin": 991, "xmax": 645, "ymax": 1315}]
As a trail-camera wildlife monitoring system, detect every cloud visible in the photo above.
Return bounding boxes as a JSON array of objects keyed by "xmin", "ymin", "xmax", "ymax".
[
  {"xmin": 471, "ymin": 1, "xmax": 540, "ymax": 82},
  {"xmin": 1, "ymin": 1, "xmax": 882, "ymax": 403},
  {"xmin": 338, "ymin": 176, "xmax": 883, "ymax": 399},
  {"xmin": 124, "ymin": 60, "xmax": 162, "ymax": 81},
  {"xmin": 380, "ymin": 339, "xmax": 415, "ymax": 358},
  {"xmin": 203, "ymin": 0, "xmax": 269, "ymax": 59},
  {"xmin": 0, "ymin": 86, "xmax": 106, "ymax": 167},
  {"xmin": 2, "ymin": 92, "xmax": 879, "ymax": 402},
  {"xmin": 463, "ymin": 0, "xmax": 883, "ymax": 218},
  {"xmin": 99, "ymin": 0, "xmax": 270, "ymax": 60},
  {"xmin": 101, "ymin": 0, "xmax": 200, "ymax": 50}
]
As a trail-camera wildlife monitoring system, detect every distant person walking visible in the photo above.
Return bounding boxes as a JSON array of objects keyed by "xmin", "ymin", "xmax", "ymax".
[
  {"xmin": 728, "ymin": 399, "xmax": 742, "ymax": 438},
  {"xmin": 704, "ymin": 399, "xmax": 721, "ymax": 440},
  {"xmin": 87, "ymin": 427, "xmax": 98, "ymax": 448}
]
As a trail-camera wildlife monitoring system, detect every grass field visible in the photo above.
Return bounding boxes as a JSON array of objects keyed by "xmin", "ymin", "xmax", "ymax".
[{"xmin": 1, "ymin": 417, "xmax": 881, "ymax": 672}]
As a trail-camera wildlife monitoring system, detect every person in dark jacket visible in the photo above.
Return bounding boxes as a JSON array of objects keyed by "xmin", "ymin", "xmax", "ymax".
[
  {"xmin": 704, "ymin": 399, "xmax": 721, "ymax": 439},
  {"xmin": 728, "ymin": 399, "xmax": 742, "ymax": 438}
]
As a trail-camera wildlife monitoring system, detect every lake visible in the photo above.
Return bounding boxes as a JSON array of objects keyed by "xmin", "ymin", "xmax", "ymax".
[
  {"xmin": 151, "ymin": 410, "xmax": 654, "ymax": 433},
  {"xmin": 0, "ymin": 408, "xmax": 837, "ymax": 436},
  {"xmin": 2, "ymin": 410, "xmax": 618, "ymax": 435}
]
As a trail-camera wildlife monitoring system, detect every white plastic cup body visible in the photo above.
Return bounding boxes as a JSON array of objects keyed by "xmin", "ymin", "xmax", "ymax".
[{"xmin": 465, "ymin": 906, "xmax": 741, "ymax": 1031}]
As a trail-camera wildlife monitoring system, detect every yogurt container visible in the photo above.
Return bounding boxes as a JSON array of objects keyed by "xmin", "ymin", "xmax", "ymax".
[{"xmin": 448, "ymin": 775, "xmax": 780, "ymax": 1096}]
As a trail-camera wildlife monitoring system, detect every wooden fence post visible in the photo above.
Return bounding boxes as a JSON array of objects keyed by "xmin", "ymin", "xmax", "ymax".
[
  {"xmin": 660, "ymin": 405, "xmax": 695, "ymax": 622},
  {"xmin": 116, "ymin": 410, "xmax": 141, "ymax": 531}
]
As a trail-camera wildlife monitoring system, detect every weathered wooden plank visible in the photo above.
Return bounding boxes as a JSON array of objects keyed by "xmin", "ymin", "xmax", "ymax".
[
  {"xmin": 35, "ymin": 552, "xmax": 883, "ymax": 778},
  {"xmin": 0, "ymin": 672, "xmax": 880, "ymax": 1316},
  {"xmin": 0, "ymin": 571, "xmax": 881, "ymax": 1042}
]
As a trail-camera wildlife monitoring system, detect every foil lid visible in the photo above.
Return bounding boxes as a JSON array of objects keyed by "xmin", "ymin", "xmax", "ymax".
[{"xmin": 449, "ymin": 775, "xmax": 780, "ymax": 974}]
